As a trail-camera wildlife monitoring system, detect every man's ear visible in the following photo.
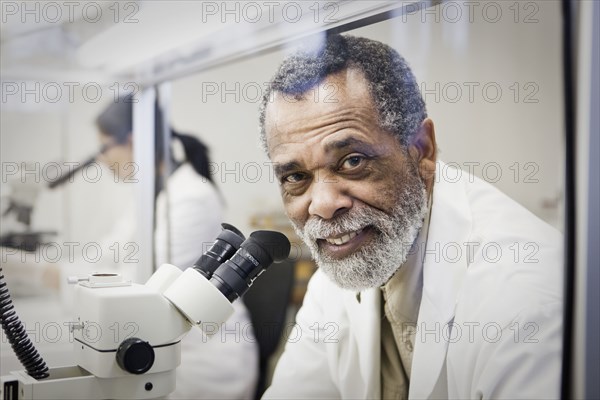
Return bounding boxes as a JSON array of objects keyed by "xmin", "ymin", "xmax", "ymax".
[{"xmin": 408, "ymin": 118, "xmax": 437, "ymax": 183}]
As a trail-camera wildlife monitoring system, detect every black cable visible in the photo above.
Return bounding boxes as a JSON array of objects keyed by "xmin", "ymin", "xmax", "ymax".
[
  {"xmin": 560, "ymin": 0, "xmax": 577, "ymax": 398},
  {"xmin": 0, "ymin": 267, "xmax": 50, "ymax": 379}
]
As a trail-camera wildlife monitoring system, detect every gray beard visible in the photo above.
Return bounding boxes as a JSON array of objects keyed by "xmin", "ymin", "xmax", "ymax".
[{"xmin": 291, "ymin": 178, "xmax": 428, "ymax": 291}]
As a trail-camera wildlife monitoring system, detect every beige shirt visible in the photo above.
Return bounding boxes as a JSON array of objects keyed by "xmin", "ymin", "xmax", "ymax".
[{"xmin": 380, "ymin": 203, "xmax": 432, "ymax": 400}]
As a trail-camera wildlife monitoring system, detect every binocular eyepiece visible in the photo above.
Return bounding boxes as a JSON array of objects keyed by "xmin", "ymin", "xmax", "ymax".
[{"xmin": 193, "ymin": 224, "xmax": 291, "ymax": 302}]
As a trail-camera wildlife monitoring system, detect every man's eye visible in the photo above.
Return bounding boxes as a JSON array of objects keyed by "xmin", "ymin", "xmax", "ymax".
[
  {"xmin": 340, "ymin": 155, "xmax": 365, "ymax": 171},
  {"xmin": 283, "ymin": 172, "xmax": 306, "ymax": 184}
]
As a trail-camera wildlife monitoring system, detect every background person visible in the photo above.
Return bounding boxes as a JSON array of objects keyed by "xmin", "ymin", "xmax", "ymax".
[{"xmin": 94, "ymin": 95, "xmax": 259, "ymax": 399}]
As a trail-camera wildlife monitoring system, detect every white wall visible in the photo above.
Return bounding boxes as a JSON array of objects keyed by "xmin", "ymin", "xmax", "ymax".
[{"xmin": 170, "ymin": 50, "xmax": 285, "ymax": 237}]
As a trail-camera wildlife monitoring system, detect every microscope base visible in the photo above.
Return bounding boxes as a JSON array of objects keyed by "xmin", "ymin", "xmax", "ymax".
[{"xmin": 1, "ymin": 366, "xmax": 175, "ymax": 400}]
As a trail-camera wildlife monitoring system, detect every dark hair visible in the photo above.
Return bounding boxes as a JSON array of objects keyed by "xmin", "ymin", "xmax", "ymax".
[
  {"xmin": 259, "ymin": 34, "xmax": 427, "ymax": 151},
  {"xmin": 96, "ymin": 95, "xmax": 214, "ymax": 184},
  {"xmin": 172, "ymin": 132, "xmax": 212, "ymax": 182}
]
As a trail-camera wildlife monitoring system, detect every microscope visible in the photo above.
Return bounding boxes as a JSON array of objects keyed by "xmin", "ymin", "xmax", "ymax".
[
  {"xmin": 0, "ymin": 224, "xmax": 291, "ymax": 399},
  {"xmin": 1, "ymin": 145, "xmax": 111, "ymax": 252},
  {"xmin": 0, "ymin": 165, "xmax": 57, "ymax": 252}
]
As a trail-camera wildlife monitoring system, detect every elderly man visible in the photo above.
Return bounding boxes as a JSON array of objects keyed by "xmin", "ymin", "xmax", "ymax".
[{"xmin": 259, "ymin": 34, "xmax": 562, "ymax": 399}]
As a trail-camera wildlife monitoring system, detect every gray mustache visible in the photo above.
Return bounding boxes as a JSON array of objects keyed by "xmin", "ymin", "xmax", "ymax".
[{"xmin": 302, "ymin": 207, "xmax": 390, "ymax": 240}]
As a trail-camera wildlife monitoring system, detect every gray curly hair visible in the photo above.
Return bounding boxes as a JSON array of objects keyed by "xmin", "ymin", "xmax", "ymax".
[{"xmin": 258, "ymin": 34, "xmax": 427, "ymax": 153}]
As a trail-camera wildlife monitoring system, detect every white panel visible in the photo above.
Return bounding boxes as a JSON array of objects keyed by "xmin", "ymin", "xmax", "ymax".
[{"xmin": 132, "ymin": 88, "xmax": 155, "ymax": 283}]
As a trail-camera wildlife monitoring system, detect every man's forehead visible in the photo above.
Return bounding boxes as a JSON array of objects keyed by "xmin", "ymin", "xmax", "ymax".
[
  {"xmin": 267, "ymin": 68, "xmax": 372, "ymax": 112},
  {"xmin": 264, "ymin": 68, "xmax": 377, "ymax": 147}
]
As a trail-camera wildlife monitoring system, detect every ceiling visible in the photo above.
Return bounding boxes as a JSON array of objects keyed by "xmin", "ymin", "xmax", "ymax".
[{"xmin": 1, "ymin": 1, "xmax": 408, "ymax": 87}]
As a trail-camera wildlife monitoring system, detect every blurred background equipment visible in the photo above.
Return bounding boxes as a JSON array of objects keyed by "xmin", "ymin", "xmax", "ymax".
[{"xmin": 0, "ymin": 164, "xmax": 56, "ymax": 252}]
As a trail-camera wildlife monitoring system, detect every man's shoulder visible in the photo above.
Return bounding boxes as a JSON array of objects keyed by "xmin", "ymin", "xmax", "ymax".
[
  {"xmin": 455, "ymin": 176, "xmax": 562, "ymax": 324},
  {"xmin": 436, "ymin": 163, "xmax": 562, "ymax": 255},
  {"xmin": 434, "ymin": 162, "xmax": 563, "ymax": 321},
  {"xmin": 438, "ymin": 162, "xmax": 556, "ymax": 235},
  {"xmin": 461, "ymin": 170, "xmax": 562, "ymax": 270}
]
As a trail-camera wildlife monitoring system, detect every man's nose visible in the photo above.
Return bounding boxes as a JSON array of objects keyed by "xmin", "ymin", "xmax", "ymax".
[{"xmin": 307, "ymin": 177, "xmax": 352, "ymax": 220}]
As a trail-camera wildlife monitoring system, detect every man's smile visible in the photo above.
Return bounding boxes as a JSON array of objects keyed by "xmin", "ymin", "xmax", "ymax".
[
  {"xmin": 322, "ymin": 228, "xmax": 364, "ymax": 245},
  {"xmin": 316, "ymin": 226, "xmax": 375, "ymax": 259}
]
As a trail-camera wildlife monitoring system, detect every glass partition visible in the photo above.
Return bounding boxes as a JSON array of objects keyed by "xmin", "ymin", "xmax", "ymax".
[
  {"xmin": 1, "ymin": 0, "xmax": 572, "ymax": 397},
  {"xmin": 166, "ymin": 0, "xmax": 566, "ymax": 395}
]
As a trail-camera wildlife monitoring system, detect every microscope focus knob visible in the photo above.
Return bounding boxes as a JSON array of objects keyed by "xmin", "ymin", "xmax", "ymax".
[{"xmin": 116, "ymin": 337, "xmax": 155, "ymax": 374}]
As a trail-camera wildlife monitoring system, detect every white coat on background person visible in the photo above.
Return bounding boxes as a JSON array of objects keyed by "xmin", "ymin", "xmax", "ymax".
[
  {"xmin": 92, "ymin": 95, "xmax": 259, "ymax": 399},
  {"xmin": 155, "ymin": 161, "xmax": 258, "ymax": 400}
]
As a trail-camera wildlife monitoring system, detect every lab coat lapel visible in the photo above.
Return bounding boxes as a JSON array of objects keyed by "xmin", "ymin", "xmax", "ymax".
[
  {"xmin": 409, "ymin": 162, "xmax": 472, "ymax": 399},
  {"xmin": 342, "ymin": 288, "xmax": 381, "ymax": 399}
]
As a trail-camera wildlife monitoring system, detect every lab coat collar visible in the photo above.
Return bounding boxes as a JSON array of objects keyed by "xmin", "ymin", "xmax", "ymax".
[
  {"xmin": 409, "ymin": 160, "xmax": 472, "ymax": 399},
  {"xmin": 341, "ymin": 161, "xmax": 471, "ymax": 399}
]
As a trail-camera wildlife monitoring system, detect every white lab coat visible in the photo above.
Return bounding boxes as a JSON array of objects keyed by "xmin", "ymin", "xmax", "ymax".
[
  {"xmin": 155, "ymin": 163, "xmax": 259, "ymax": 400},
  {"xmin": 264, "ymin": 161, "xmax": 562, "ymax": 399}
]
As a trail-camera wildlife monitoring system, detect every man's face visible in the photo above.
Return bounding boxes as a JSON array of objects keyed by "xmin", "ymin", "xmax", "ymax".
[{"xmin": 265, "ymin": 68, "xmax": 430, "ymax": 291}]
